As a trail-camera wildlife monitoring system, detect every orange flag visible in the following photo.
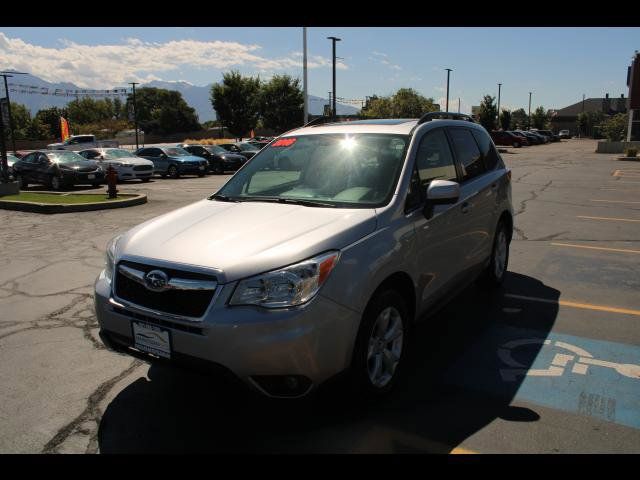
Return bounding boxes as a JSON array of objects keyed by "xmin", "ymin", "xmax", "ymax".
[{"xmin": 60, "ymin": 117, "xmax": 70, "ymax": 141}]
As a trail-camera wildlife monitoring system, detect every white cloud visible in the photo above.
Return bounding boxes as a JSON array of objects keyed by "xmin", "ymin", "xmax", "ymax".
[{"xmin": 0, "ymin": 33, "xmax": 346, "ymax": 88}]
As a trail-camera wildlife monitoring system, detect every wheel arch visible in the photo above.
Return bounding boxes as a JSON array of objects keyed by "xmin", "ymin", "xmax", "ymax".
[{"xmin": 364, "ymin": 271, "xmax": 417, "ymax": 325}]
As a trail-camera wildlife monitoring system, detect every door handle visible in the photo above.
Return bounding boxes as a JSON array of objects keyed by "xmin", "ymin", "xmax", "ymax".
[{"xmin": 461, "ymin": 202, "xmax": 471, "ymax": 214}]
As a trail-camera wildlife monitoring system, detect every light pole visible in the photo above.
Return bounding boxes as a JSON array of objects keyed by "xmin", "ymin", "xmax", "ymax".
[
  {"xmin": 327, "ymin": 36, "xmax": 341, "ymax": 119},
  {"xmin": 128, "ymin": 82, "xmax": 139, "ymax": 150},
  {"xmin": 528, "ymin": 92, "xmax": 532, "ymax": 130},
  {"xmin": 303, "ymin": 27, "xmax": 308, "ymax": 124},
  {"xmin": 458, "ymin": 98, "xmax": 461, "ymax": 113},
  {"xmin": 497, "ymin": 83, "xmax": 502, "ymax": 128},
  {"xmin": 1, "ymin": 71, "xmax": 28, "ymax": 155},
  {"xmin": 445, "ymin": 68, "xmax": 452, "ymax": 112}
]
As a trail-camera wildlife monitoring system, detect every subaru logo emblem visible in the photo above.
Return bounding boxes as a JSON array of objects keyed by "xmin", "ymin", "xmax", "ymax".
[{"xmin": 144, "ymin": 270, "xmax": 169, "ymax": 292}]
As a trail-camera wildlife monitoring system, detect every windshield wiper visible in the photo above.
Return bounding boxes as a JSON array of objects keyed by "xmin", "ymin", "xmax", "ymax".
[
  {"xmin": 208, "ymin": 193, "xmax": 239, "ymax": 202},
  {"xmin": 235, "ymin": 196, "xmax": 338, "ymax": 208}
]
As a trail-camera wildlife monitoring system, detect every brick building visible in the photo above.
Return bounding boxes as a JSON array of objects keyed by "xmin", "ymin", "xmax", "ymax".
[{"xmin": 550, "ymin": 94, "xmax": 629, "ymax": 136}]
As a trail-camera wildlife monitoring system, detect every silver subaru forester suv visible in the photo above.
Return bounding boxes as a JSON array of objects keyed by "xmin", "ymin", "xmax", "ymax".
[{"xmin": 95, "ymin": 114, "xmax": 514, "ymax": 398}]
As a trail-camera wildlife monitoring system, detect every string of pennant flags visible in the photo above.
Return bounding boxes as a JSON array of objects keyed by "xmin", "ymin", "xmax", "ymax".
[{"xmin": 5, "ymin": 83, "xmax": 130, "ymax": 98}]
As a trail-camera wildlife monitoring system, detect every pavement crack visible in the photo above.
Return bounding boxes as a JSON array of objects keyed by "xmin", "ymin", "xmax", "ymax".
[{"xmin": 41, "ymin": 359, "xmax": 144, "ymax": 454}]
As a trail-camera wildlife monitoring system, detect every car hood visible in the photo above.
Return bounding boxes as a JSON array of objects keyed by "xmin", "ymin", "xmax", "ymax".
[
  {"xmin": 171, "ymin": 155, "xmax": 205, "ymax": 163},
  {"xmin": 116, "ymin": 199, "xmax": 377, "ymax": 283},
  {"xmin": 106, "ymin": 156, "xmax": 153, "ymax": 166},
  {"xmin": 58, "ymin": 160, "xmax": 99, "ymax": 170}
]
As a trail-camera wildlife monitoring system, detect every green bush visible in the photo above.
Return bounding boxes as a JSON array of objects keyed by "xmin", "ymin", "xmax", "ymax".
[
  {"xmin": 625, "ymin": 148, "xmax": 638, "ymax": 157},
  {"xmin": 602, "ymin": 113, "xmax": 628, "ymax": 141}
]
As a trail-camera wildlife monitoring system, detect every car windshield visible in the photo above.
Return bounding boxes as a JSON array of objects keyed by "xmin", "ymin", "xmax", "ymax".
[
  {"xmin": 205, "ymin": 146, "xmax": 228, "ymax": 155},
  {"xmin": 238, "ymin": 143, "xmax": 259, "ymax": 151},
  {"xmin": 102, "ymin": 149, "xmax": 134, "ymax": 159},
  {"xmin": 214, "ymin": 133, "xmax": 409, "ymax": 208},
  {"xmin": 164, "ymin": 147, "xmax": 190, "ymax": 156},
  {"xmin": 47, "ymin": 151, "xmax": 86, "ymax": 164}
]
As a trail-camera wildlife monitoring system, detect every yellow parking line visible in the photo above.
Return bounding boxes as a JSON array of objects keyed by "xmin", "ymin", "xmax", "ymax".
[
  {"xmin": 551, "ymin": 242, "xmax": 640, "ymax": 254},
  {"xmin": 578, "ymin": 215, "xmax": 640, "ymax": 223},
  {"xmin": 504, "ymin": 294, "xmax": 640, "ymax": 316},
  {"xmin": 591, "ymin": 199, "xmax": 640, "ymax": 204}
]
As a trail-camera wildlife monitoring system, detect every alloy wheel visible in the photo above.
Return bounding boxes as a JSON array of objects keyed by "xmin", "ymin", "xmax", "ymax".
[{"xmin": 367, "ymin": 306, "xmax": 404, "ymax": 388}]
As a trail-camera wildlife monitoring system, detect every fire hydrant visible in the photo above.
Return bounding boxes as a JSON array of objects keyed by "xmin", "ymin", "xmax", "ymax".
[{"xmin": 106, "ymin": 164, "xmax": 118, "ymax": 199}]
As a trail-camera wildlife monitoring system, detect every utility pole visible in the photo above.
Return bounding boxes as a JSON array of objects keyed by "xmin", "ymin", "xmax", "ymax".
[
  {"xmin": 0, "ymin": 99, "xmax": 7, "ymax": 183},
  {"xmin": 445, "ymin": 68, "xmax": 452, "ymax": 112},
  {"xmin": 303, "ymin": 27, "xmax": 308, "ymax": 124},
  {"xmin": 458, "ymin": 98, "xmax": 461, "ymax": 113},
  {"xmin": 528, "ymin": 92, "xmax": 532, "ymax": 130},
  {"xmin": 0, "ymin": 71, "xmax": 28, "ymax": 155},
  {"xmin": 327, "ymin": 36, "xmax": 341, "ymax": 119},
  {"xmin": 497, "ymin": 83, "xmax": 502, "ymax": 128},
  {"xmin": 129, "ymin": 82, "xmax": 139, "ymax": 150}
]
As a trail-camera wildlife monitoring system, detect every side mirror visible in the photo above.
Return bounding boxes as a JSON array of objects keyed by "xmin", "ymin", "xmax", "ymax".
[{"xmin": 423, "ymin": 180, "xmax": 460, "ymax": 218}]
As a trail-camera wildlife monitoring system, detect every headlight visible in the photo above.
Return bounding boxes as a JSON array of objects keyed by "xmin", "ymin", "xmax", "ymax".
[
  {"xmin": 104, "ymin": 234, "xmax": 122, "ymax": 283},
  {"xmin": 229, "ymin": 251, "xmax": 340, "ymax": 309}
]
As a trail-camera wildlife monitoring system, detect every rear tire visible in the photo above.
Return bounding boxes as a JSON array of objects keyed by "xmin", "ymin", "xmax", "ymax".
[
  {"xmin": 141, "ymin": 178, "xmax": 150, "ymax": 183},
  {"xmin": 16, "ymin": 174, "xmax": 27, "ymax": 189},
  {"xmin": 350, "ymin": 290, "xmax": 409, "ymax": 397},
  {"xmin": 479, "ymin": 219, "xmax": 510, "ymax": 287},
  {"xmin": 50, "ymin": 175, "xmax": 64, "ymax": 191},
  {"xmin": 512, "ymin": 141, "xmax": 521, "ymax": 148}
]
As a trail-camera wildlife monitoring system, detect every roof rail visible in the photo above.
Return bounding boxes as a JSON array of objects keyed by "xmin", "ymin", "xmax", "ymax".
[{"xmin": 416, "ymin": 111, "xmax": 476, "ymax": 126}]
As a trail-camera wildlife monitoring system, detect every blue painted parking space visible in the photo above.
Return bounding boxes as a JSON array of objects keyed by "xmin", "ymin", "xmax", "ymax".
[{"xmin": 445, "ymin": 325, "xmax": 640, "ymax": 429}]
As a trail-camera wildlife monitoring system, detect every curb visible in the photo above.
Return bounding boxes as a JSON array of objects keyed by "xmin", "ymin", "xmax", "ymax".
[{"xmin": 0, "ymin": 193, "xmax": 147, "ymax": 214}]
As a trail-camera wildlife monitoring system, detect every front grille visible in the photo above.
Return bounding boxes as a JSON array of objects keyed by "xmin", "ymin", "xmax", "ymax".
[
  {"xmin": 133, "ymin": 165, "xmax": 153, "ymax": 171},
  {"xmin": 114, "ymin": 260, "xmax": 217, "ymax": 318},
  {"xmin": 78, "ymin": 166, "xmax": 97, "ymax": 172}
]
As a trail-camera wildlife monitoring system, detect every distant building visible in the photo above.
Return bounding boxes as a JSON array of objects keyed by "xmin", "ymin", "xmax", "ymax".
[{"xmin": 550, "ymin": 94, "xmax": 629, "ymax": 136}]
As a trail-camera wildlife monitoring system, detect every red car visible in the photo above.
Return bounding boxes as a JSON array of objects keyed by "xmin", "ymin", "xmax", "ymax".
[{"xmin": 490, "ymin": 130, "xmax": 528, "ymax": 148}]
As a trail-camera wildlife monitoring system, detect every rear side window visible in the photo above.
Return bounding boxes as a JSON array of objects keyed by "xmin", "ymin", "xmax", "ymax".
[
  {"xmin": 448, "ymin": 128, "xmax": 486, "ymax": 181},
  {"xmin": 471, "ymin": 129, "xmax": 501, "ymax": 171},
  {"xmin": 415, "ymin": 129, "xmax": 457, "ymax": 187}
]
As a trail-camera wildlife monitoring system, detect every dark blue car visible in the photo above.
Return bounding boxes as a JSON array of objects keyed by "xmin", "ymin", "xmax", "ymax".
[{"xmin": 134, "ymin": 146, "xmax": 208, "ymax": 179}]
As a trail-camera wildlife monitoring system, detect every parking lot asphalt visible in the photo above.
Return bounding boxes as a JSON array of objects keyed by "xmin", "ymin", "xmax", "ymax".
[{"xmin": 1, "ymin": 139, "xmax": 639, "ymax": 453}]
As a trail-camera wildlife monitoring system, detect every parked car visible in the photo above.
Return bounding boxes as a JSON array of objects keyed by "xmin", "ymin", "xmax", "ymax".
[
  {"xmin": 3, "ymin": 153, "xmax": 20, "ymax": 180},
  {"xmin": 506, "ymin": 131, "xmax": 530, "ymax": 146},
  {"xmin": 246, "ymin": 137, "xmax": 273, "ymax": 149},
  {"xmin": 490, "ymin": 130, "xmax": 526, "ymax": 148},
  {"xmin": 531, "ymin": 129, "xmax": 560, "ymax": 142},
  {"xmin": 178, "ymin": 144, "xmax": 246, "ymax": 174},
  {"xmin": 78, "ymin": 148, "xmax": 155, "ymax": 182},
  {"xmin": 47, "ymin": 134, "xmax": 119, "ymax": 151},
  {"xmin": 513, "ymin": 130, "xmax": 543, "ymax": 145},
  {"xmin": 219, "ymin": 142, "xmax": 260, "ymax": 160},
  {"xmin": 528, "ymin": 131, "xmax": 549, "ymax": 144},
  {"xmin": 558, "ymin": 129, "xmax": 572, "ymax": 139},
  {"xmin": 134, "ymin": 146, "xmax": 207, "ymax": 179},
  {"xmin": 95, "ymin": 117, "xmax": 514, "ymax": 399},
  {"xmin": 13, "ymin": 150, "xmax": 105, "ymax": 190}
]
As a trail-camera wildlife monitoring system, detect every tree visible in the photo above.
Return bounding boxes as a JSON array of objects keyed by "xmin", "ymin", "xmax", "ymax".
[
  {"xmin": 362, "ymin": 89, "xmax": 437, "ymax": 119},
  {"xmin": 577, "ymin": 111, "xmax": 605, "ymax": 137},
  {"xmin": 478, "ymin": 95, "xmax": 498, "ymax": 131},
  {"xmin": 127, "ymin": 87, "xmax": 200, "ymax": 135},
  {"xmin": 259, "ymin": 75, "xmax": 304, "ymax": 134},
  {"xmin": 66, "ymin": 97, "xmax": 114, "ymax": 125},
  {"xmin": 531, "ymin": 106, "xmax": 550, "ymax": 130},
  {"xmin": 390, "ymin": 88, "xmax": 437, "ymax": 117},
  {"xmin": 8, "ymin": 102, "xmax": 32, "ymax": 140},
  {"xmin": 211, "ymin": 71, "xmax": 261, "ymax": 140},
  {"xmin": 362, "ymin": 95, "xmax": 393, "ymax": 118},
  {"xmin": 602, "ymin": 113, "xmax": 628, "ymax": 141},
  {"xmin": 511, "ymin": 108, "xmax": 529, "ymax": 129},
  {"xmin": 34, "ymin": 106, "xmax": 69, "ymax": 139},
  {"xmin": 499, "ymin": 110, "xmax": 512, "ymax": 130}
]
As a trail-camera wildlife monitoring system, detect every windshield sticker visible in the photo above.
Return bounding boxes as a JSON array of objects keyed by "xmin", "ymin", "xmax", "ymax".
[{"xmin": 272, "ymin": 138, "xmax": 297, "ymax": 147}]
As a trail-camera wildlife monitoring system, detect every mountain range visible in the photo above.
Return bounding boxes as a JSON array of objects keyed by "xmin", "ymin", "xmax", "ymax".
[{"xmin": 4, "ymin": 73, "xmax": 360, "ymax": 122}]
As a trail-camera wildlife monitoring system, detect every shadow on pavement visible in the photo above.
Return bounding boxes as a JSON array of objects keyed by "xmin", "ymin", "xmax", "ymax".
[{"xmin": 98, "ymin": 272, "xmax": 559, "ymax": 453}]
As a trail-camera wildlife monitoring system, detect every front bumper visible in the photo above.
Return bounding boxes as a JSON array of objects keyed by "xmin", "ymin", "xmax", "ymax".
[
  {"xmin": 178, "ymin": 163, "xmax": 207, "ymax": 175},
  {"xmin": 117, "ymin": 166, "xmax": 154, "ymax": 180},
  {"xmin": 63, "ymin": 171, "xmax": 105, "ymax": 185},
  {"xmin": 94, "ymin": 271, "xmax": 360, "ymax": 397}
]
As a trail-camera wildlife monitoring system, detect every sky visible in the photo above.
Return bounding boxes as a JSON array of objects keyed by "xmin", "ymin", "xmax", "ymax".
[{"xmin": 1, "ymin": 27, "xmax": 639, "ymax": 114}]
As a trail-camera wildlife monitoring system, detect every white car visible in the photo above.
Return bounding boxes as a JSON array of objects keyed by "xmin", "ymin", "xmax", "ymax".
[{"xmin": 78, "ymin": 148, "xmax": 154, "ymax": 182}]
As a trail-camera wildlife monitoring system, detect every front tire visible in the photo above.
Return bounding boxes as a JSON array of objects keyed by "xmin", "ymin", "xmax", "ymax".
[
  {"xmin": 50, "ymin": 175, "xmax": 64, "ymax": 191},
  {"xmin": 168, "ymin": 165, "xmax": 179, "ymax": 179},
  {"xmin": 479, "ymin": 219, "xmax": 510, "ymax": 287},
  {"xmin": 351, "ymin": 290, "xmax": 408, "ymax": 396}
]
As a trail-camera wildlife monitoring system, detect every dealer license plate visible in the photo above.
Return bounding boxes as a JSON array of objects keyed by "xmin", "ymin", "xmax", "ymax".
[
  {"xmin": 131, "ymin": 321, "xmax": 171, "ymax": 359},
  {"xmin": 87, "ymin": 174, "xmax": 95, "ymax": 180}
]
